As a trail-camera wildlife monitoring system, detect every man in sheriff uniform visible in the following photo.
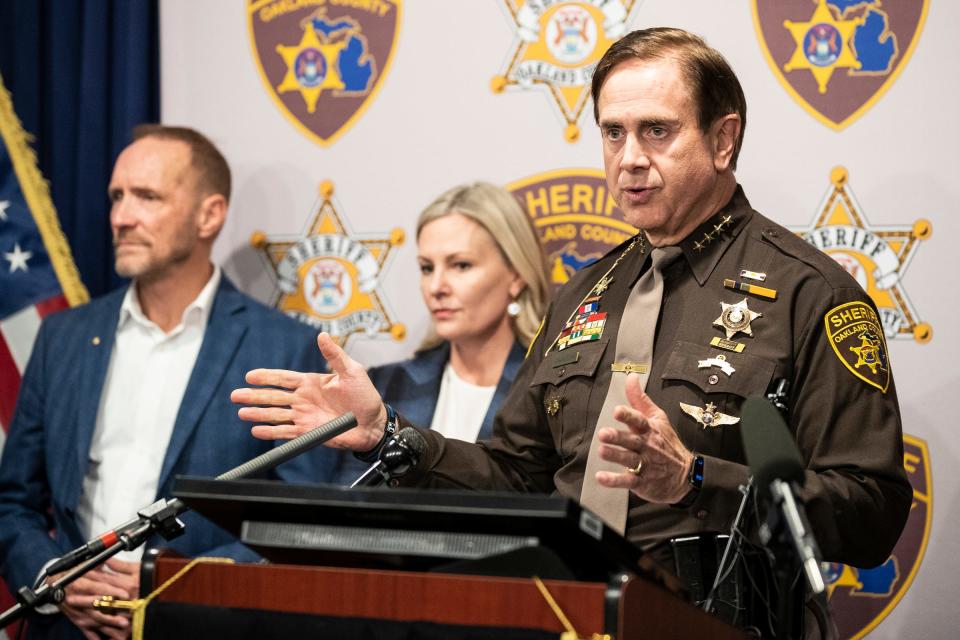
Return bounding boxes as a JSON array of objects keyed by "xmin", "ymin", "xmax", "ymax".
[{"xmin": 233, "ymin": 27, "xmax": 912, "ymax": 636}]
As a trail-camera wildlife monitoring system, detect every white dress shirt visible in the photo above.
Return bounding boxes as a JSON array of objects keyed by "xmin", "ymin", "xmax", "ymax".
[
  {"xmin": 429, "ymin": 362, "xmax": 497, "ymax": 443},
  {"xmin": 76, "ymin": 267, "xmax": 220, "ymax": 561}
]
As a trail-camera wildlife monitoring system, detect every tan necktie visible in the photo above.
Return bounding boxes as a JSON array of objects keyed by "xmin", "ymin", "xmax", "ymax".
[{"xmin": 580, "ymin": 246, "xmax": 682, "ymax": 534}]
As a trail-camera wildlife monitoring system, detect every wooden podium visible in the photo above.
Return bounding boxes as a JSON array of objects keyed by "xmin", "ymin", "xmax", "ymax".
[
  {"xmin": 144, "ymin": 477, "xmax": 746, "ymax": 639},
  {"xmin": 142, "ymin": 553, "xmax": 745, "ymax": 639}
]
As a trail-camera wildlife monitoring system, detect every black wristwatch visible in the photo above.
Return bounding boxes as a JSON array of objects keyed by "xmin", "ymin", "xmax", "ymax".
[
  {"xmin": 353, "ymin": 403, "xmax": 399, "ymax": 463},
  {"xmin": 672, "ymin": 454, "xmax": 705, "ymax": 509}
]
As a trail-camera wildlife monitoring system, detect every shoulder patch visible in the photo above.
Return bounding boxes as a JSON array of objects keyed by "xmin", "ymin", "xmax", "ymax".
[{"xmin": 824, "ymin": 301, "xmax": 890, "ymax": 392}]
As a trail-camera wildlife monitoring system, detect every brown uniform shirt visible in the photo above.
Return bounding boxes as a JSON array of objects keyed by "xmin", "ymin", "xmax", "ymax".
[{"xmin": 401, "ymin": 187, "xmax": 911, "ymax": 568}]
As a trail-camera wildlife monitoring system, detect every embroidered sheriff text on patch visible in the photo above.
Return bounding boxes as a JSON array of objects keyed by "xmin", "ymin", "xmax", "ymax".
[{"xmin": 825, "ymin": 301, "xmax": 890, "ymax": 392}]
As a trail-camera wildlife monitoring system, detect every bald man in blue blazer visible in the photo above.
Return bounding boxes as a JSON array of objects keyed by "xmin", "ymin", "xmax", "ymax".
[{"xmin": 0, "ymin": 126, "xmax": 335, "ymax": 640}]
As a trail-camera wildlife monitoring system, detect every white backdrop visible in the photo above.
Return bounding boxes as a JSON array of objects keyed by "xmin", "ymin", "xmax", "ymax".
[{"xmin": 161, "ymin": 1, "xmax": 959, "ymax": 636}]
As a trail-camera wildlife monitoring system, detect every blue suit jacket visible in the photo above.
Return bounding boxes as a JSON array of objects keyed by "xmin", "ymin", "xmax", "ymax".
[
  {"xmin": 331, "ymin": 341, "xmax": 525, "ymax": 485},
  {"xmin": 0, "ymin": 277, "xmax": 335, "ymax": 636}
]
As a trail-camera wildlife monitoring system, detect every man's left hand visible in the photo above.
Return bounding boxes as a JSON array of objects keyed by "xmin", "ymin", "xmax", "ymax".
[
  {"xmin": 56, "ymin": 558, "xmax": 140, "ymax": 640},
  {"xmin": 595, "ymin": 373, "xmax": 694, "ymax": 504}
]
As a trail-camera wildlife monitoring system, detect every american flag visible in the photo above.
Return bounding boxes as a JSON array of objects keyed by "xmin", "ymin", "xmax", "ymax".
[{"xmin": 0, "ymin": 75, "xmax": 88, "ymax": 638}]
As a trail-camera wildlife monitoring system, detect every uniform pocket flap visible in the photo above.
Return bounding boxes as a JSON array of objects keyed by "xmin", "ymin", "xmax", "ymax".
[
  {"xmin": 661, "ymin": 340, "xmax": 776, "ymax": 397},
  {"xmin": 531, "ymin": 339, "xmax": 609, "ymax": 387}
]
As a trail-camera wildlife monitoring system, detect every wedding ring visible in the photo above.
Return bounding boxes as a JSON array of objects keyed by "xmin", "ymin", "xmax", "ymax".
[{"xmin": 626, "ymin": 460, "xmax": 643, "ymax": 476}]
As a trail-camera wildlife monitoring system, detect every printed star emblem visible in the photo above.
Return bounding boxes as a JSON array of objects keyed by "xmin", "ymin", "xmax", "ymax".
[
  {"xmin": 714, "ymin": 298, "xmax": 761, "ymax": 339},
  {"xmin": 274, "ymin": 10, "xmax": 356, "ymax": 113},
  {"xmin": 0, "ymin": 200, "xmax": 10, "ymax": 221},
  {"xmin": 5, "ymin": 243, "xmax": 32, "ymax": 273},
  {"xmin": 251, "ymin": 180, "xmax": 405, "ymax": 348},
  {"xmin": 791, "ymin": 166, "xmax": 932, "ymax": 343},
  {"xmin": 782, "ymin": 0, "xmax": 862, "ymax": 93},
  {"xmin": 491, "ymin": 1, "xmax": 637, "ymax": 142},
  {"xmin": 680, "ymin": 402, "xmax": 741, "ymax": 429}
]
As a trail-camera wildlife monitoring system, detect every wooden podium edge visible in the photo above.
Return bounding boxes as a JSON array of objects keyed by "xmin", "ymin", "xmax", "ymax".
[
  {"xmin": 148, "ymin": 553, "xmax": 609, "ymax": 635},
  {"xmin": 145, "ymin": 552, "xmax": 746, "ymax": 639}
]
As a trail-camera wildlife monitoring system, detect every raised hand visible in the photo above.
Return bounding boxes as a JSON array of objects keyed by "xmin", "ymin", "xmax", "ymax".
[
  {"xmin": 594, "ymin": 373, "xmax": 694, "ymax": 504},
  {"xmin": 231, "ymin": 332, "xmax": 387, "ymax": 452}
]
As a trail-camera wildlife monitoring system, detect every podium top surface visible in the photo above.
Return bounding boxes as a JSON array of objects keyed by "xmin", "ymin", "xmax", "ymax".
[{"xmin": 173, "ymin": 476, "xmax": 645, "ymax": 581}]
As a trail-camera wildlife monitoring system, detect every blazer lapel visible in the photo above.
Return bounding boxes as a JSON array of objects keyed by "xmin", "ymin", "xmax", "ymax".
[
  {"xmin": 395, "ymin": 344, "xmax": 449, "ymax": 428},
  {"xmin": 73, "ymin": 289, "xmax": 125, "ymax": 479},
  {"xmin": 478, "ymin": 341, "xmax": 525, "ymax": 440},
  {"xmin": 157, "ymin": 279, "xmax": 247, "ymax": 489}
]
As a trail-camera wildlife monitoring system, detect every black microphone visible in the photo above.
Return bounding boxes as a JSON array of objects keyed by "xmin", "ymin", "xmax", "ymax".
[
  {"xmin": 351, "ymin": 428, "xmax": 427, "ymax": 488},
  {"xmin": 44, "ymin": 412, "xmax": 358, "ymax": 579},
  {"xmin": 740, "ymin": 396, "xmax": 825, "ymax": 595},
  {"xmin": 42, "ymin": 516, "xmax": 141, "ymax": 578},
  {"xmin": 741, "ymin": 397, "xmax": 804, "ymax": 502}
]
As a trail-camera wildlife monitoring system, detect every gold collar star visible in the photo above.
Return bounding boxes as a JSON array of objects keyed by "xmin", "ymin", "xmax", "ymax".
[
  {"xmin": 713, "ymin": 298, "xmax": 762, "ymax": 339},
  {"xmin": 692, "ymin": 215, "xmax": 733, "ymax": 252}
]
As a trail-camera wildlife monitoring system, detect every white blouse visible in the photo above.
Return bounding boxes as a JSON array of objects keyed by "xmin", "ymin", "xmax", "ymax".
[{"xmin": 429, "ymin": 363, "xmax": 497, "ymax": 442}]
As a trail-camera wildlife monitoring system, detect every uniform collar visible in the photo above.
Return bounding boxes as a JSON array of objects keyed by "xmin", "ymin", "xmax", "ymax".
[{"xmin": 677, "ymin": 185, "xmax": 753, "ymax": 285}]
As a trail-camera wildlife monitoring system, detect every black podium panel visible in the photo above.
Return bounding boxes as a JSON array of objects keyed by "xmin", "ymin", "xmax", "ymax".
[{"xmin": 173, "ymin": 476, "xmax": 645, "ymax": 582}]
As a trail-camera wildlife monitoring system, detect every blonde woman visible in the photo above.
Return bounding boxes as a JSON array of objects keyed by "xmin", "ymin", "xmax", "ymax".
[{"xmin": 333, "ymin": 182, "xmax": 549, "ymax": 484}]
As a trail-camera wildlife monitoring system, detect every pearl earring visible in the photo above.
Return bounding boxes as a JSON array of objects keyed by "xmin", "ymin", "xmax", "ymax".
[{"xmin": 507, "ymin": 301, "xmax": 521, "ymax": 317}]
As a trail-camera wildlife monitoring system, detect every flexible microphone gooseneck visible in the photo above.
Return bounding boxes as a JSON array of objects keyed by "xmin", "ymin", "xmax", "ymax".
[{"xmin": 217, "ymin": 411, "xmax": 357, "ymax": 480}]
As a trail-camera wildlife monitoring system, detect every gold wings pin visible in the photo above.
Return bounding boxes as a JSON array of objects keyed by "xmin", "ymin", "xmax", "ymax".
[{"xmin": 680, "ymin": 402, "xmax": 740, "ymax": 429}]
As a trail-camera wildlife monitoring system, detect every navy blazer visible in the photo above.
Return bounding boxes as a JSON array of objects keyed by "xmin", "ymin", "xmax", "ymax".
[
  {"xmin": 332, "ymin": 341, "xmax": 525, "ymax": 485},
  {"xmin": 0, "ymin": 277, "xmax": 335, "ymax": 636}
]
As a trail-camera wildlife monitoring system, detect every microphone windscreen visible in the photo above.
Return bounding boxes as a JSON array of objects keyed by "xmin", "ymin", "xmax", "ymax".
[
  {"xmin": 740, "ymin": 396, "xmax": 805, "ymax": 500},
  {"xmin": 396, "ymin": 427, "xmax": 428, "ymax": 463}
]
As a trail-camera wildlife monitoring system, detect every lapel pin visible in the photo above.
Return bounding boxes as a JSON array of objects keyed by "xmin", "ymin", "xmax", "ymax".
[{"xmin": 739, "ymin": 269, "xmax": 767, "ymax": 282}]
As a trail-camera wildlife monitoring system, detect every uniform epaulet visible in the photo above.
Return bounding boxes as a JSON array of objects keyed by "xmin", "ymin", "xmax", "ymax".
[{"xmin": 753, "ymin": 213, "xmax": 860, "ymax": 292}]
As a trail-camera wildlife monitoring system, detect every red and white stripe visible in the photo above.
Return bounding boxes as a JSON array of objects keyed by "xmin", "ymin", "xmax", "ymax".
[
  {"xmin": 0, "ymin": 293, "xmax": 68, "ymax": 638},
  {"xmin": 0, "ymin": 295, "xmax": 68, "ymax": 437}
]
